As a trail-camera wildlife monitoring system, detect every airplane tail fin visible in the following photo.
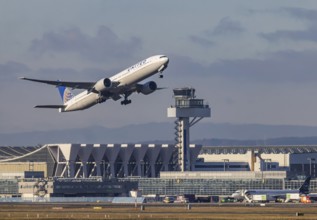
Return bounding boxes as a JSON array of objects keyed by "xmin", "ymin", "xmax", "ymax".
[
  {"xmin": 299, "ymin": 176, "xmax": 311, "ymax": 194},
  {"xmin": 58, "ymin": 86, "xmax": 74, "ymax": 104}
]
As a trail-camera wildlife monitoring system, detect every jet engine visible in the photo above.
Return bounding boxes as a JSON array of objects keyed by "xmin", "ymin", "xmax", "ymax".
[
  {"xmin": 138, "ymin": 81, "xmax": 157, "ymax": 95},
  {"xmin": 93, "ymin": 78, "xmax": 112, "ymax": 92}
]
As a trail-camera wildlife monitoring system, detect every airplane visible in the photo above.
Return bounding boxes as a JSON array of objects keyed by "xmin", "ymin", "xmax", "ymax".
[
  {"xmin": 231, "ymin": 176, "xmax": 311, "ymax": 203},
  {"xmin": 20, "ymin": 55, "xmax": 169, "ymax": 112}
]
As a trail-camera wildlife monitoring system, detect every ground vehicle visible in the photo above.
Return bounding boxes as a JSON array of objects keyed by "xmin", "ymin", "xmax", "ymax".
[
  {"xmin": 252, "ymin": 194, "xmax": 269, "ymax": 203},
  {"xmin": 174, "ymin": 195, "xmax": 189, "ymax": 203},
  {"xmin": 301, "ymin": 196, "xmax": 312, "ymax": 203},
  {"xmin": 163, "ymin": 196, "xmax": 174, "ymax": 203}
]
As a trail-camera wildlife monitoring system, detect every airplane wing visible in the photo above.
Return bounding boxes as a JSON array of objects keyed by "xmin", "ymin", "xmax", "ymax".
[
  {"xmin": 19, "ymin": 77, "xmax": 95, "ymax": 90},
  {"xmin": 35, "ymin": 105, "xmax": 65, "ymax": 109}
]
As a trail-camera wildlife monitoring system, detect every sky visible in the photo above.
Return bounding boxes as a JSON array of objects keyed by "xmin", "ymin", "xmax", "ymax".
[{"xmin": 1, "ymin": 0, "xmax": 317, "ymax": 133}]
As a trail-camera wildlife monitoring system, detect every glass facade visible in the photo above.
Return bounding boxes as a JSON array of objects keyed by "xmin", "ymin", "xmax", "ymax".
[
  {"xmin": 175, "ymin": 99, "xmax": 206, "ymax": 108},
  {"xmin": 0, "ymin": 179, "xmax": 18, "ymax": 194},
  {"xmin": 0, "ymin": 177, "xmax": 315, "ymax": 197},
  {"xmin": 123, "ymin": 178, "xmax": 317, "ymax": 196}
]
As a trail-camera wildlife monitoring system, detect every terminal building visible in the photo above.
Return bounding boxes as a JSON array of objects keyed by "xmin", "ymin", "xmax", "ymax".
[{"xmin": 0, "ymin": 143, "xmax": 317, "ymax": 197}]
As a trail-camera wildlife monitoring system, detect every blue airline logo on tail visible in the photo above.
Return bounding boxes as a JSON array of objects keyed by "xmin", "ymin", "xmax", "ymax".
[{"xmin": 58, "ymin": 86, "xmax": 74, "ymax": 104}]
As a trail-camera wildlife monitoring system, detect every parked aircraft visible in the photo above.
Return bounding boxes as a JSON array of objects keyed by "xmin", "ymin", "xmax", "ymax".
[
  {"xmin": 20, "ymin": 55, "xmax": 169, "ymax": 112},
  {"xmin": 231, "ymin": 176, "xmax": 311, "ymax": 203}
]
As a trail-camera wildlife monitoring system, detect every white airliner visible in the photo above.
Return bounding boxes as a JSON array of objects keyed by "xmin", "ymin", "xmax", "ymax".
[
  {"xmin": 20, "ymin": 55, "xmax": 169, "ymax": 112},
  {"xmin": 231, "ymin": 176, "xmax": 311, "ymax": 203}
]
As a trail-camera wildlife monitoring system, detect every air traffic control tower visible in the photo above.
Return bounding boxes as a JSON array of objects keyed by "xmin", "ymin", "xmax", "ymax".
[{"xmin": 168, "ymin": 88, "xmax": 211, "ymax": 172}]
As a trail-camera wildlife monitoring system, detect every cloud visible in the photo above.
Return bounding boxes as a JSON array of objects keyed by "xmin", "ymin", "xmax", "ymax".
[
  {"xmin": 210, "ymin": 17, "xmax": 245, "ymax": 36},
  {"xmin": 3, "ymin": 48, "xmax": 317, "ymax": 88},
  {"xmin": 247, "ymin": 7, "xmax": 317, "ymax": 22},
  {"xmin": 190, "ymin": 17, "xmax": 245, "ymax": 47},
  {"xmin": 189, "ymin": 35, "xmax": 214, "ymax": 47},
  {"xmin": 169, "ymin": 50, "xmax": 317, "ymax": 83},
  {"xmin": 0, "ymin": 61, "xmax": 30, "ymax": 81},
  {"xmin": 259, "ymin": 8, "xmax": 317, "ymax": 42},
  {"xmin": 260, "ymin": 25, "xmax": 317, "ymax": 42},
  {"xmin": 29, "ymin": 26, "xmax": 143, "ymax": 62},
  {"xmin": 168, "ymin": 54, "xmax": 206, "ymax": 77},
  {"xmin": 34, "ymin": 66, "xmax": 115, "ymax": 81},
  {"xmin": 282, "ymin": 7, "xmax": 317, "ymax": 22},
  {"xmin": 212, "ymin": 50, "xmax": 317, "ymax": 82}
]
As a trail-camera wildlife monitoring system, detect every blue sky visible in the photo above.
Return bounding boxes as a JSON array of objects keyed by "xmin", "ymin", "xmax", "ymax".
[{"xmin": 1, "ymin": 1, "xmax": 317, "ymax": 133}]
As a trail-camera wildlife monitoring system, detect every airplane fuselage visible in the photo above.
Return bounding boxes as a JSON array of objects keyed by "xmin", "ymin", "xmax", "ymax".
[
  {"xmin": 62, "ymin": 91, "xmax": 98, "ymax": 112},
  {"xmin": 62, "ymin": 55, "xmax": 168, "ymax": 112}
]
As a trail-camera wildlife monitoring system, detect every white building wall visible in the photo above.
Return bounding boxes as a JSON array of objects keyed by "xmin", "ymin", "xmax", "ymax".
[{"xmin": 198, "ymin": 152, "xmax": 291, "ymax": 172}]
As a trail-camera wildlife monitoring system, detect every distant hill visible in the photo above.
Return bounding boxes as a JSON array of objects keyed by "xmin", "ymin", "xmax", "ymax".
[{"xmin": 3, "ymin": 122, "xmax": 317, "ymax": 146}]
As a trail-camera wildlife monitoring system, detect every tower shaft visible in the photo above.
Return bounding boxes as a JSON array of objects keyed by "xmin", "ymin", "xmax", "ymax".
[{"xmin": 176, "ymin": 117, "xmax": 190, "ymax": 171}]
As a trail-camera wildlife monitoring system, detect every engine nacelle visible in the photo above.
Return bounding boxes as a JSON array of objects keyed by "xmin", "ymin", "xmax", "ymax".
[
  {"xmin": 93, "ymin": 78, "xmax": 112, "ymax": 92},
  {"xmin": 138, "ymin": 81, "xmax": 157, "ymax": 95}
]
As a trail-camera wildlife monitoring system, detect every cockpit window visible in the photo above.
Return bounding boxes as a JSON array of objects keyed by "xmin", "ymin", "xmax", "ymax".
[{"xmin": 160, "ymin": 56, "xmax": 167, "ymax": 58}]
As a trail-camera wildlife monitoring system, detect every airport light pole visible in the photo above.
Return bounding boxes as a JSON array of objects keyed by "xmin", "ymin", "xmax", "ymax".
[
  {"xmin": 101, "ymin": 160, "xmax": 105, "ymax": 179},
  {"xmin": 308, "ymin": 158, "xmax": 315, "ymax": 176},
  {"xmin": 222, "ymin": 159, "xmax": 229, "ymax": 171},
  {"xmin": 164, "ymin": 179, "xmax": 167, "ymax": 197},
  {"xmin": 313, "ymin": 158, "xmax": 316, "ymax": 177}
]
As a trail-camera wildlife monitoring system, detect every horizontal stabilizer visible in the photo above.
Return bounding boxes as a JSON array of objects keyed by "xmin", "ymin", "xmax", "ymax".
[{"xmin": 34, "ymin": 105, "xmax": 65, "ymax": 109}]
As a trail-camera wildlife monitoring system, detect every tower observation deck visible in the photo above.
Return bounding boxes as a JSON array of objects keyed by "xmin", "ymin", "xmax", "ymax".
[{"xmin": 167, "ymin": 88, "xmax": 211, "ymax": 172}]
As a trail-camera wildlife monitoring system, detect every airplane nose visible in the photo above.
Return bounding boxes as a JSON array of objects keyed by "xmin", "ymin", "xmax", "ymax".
[
  {"xmin": 159, "ymin": 56, "xmax": 169, "ymax": 64},
  {"xmin": 163, "ymin": 57, "xmax": 169, "ymax": 65},
  {"xmin": 157, "ymin": 56, "xmax": 169, "ymax": 73}
]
